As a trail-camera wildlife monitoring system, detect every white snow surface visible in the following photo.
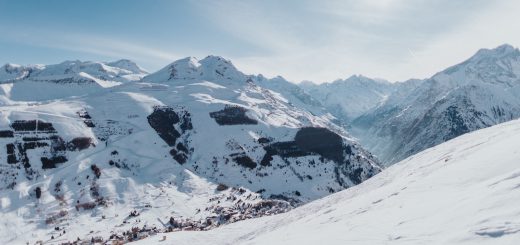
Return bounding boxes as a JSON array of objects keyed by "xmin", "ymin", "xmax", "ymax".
[
  {"xmin": 134, "ymin": 118, "xmax": 520, "ymax": 245},
  {"xmin": 300, "ymin": 75, "xmax": 396, "ymax": 121},
  {"xmin": 0, "ymin": 56, "xmax": 379, "ymax": 244},
  {"xmin": 0, "ymin": 60, "xmax": 148, "ymax": 102}
]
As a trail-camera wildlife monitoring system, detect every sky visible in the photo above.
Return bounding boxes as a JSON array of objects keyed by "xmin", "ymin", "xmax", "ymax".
[{"xmin": 0, "ymin": 0, "xmax": 519, "ymax": 83}]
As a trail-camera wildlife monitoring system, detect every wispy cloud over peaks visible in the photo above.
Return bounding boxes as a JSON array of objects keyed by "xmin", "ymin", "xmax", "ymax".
[{"xmin": 0, "ymin": 0, "xmax": 519, "ymax": 83}]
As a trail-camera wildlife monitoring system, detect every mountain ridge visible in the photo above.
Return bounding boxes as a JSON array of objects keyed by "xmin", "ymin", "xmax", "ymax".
[
  {"xmin": 1, "ymin": 44, "xmax": 519, "ymax": 244},
  {"xmin": 350, "ymin": 43, "xmax": 520, "ymax": 164},
  {"xmin": 0, "ymin": 53, "xmax": 380, "ymax": 244},
  {"xmin": 137, "ymin": 116, "xmax": 520, "ymax": 245}
]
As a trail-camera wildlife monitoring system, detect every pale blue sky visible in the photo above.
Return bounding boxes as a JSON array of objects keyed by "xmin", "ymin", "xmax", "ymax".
[{"xmin": 1, "ymin": 0, "xmax": 519, "ymax": 83}]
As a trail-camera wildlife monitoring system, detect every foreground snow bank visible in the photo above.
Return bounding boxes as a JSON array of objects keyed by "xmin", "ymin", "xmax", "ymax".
[{"xmin": 135, "ymin": 118, "xmax": 520, "ymax": 245}]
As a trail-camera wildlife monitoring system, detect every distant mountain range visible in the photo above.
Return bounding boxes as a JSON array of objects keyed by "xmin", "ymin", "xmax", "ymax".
[
  {"xmin": 1, "ymin": 44, "xmax": 520, "ymax": 244},
  {"xmin": 303, "ymin": 44, "xmax": 520, "ymax": 165}
]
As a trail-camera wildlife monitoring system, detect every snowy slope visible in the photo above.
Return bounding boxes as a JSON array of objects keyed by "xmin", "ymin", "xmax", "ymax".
[
  {"xmin": 135, "ymin": 55, "xmax": 380, "ymax": 201},
  {"xmin": 352, "ymin": 44, "xmax": 520, "ymax": 165},
  {"xmin": 135, "ymin": 117, "xmax": 520, "ymax": 245},
  {"xmin": 300, "ymin": 75, "xmax": 398, "ymax": 122},
  {"xmin": 253, "ymin": 75, "xmax": 327, "ymax": 118},
  {"xmin": 0, "ymin": 60, "xmax": 148, "ymax": 102},
  {"xmin": 0, "ymin": 56, "xmax": 380, "ymax": 244}
]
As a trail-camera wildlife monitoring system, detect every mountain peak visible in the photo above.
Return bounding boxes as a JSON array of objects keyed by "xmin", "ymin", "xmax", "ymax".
[
  {"xmin": 169, "ymin": 56, "xmax": 199, "ymax": 69},
  {"xmin": 142, "ymin": 56, "xmax": 201, "ymax": 81},
  {"xmin": 0, "ymin": 59, "xmax": 147, "ymax": 85},
  {"xmin": 199, "ymin": 55, "xmax": 240, "ymax": 73},
  {"xmin": 472, "ymin": 43, "xmax": 519, "ymax": 60},
  {"xmin": 2, "ymin": 63, "xmax": 22, "ymax": 70},
  {"xmin": 144, "ymin": 55, "xmax": 245, "ymax": 82},
  {"xmin": 199, "ymin": 55, "xmax": 231, "ymax": 65},
  {"xmin": 198, "ymin": 55, "xmax": 244, "ymax": 81},
  {"xmin": 495, "ymin": 43, "xmax": 516, "ymax": 52},
  {"xmin": 0, "ymin": 63, "xmax": 38, "ymax": 82},
  {"xmin": 107, "ymin": 59, "xmax": 147, "ymax": 74},
  {"xmin": 330, "ymin": 75, "xmax": 390, "ymax": 87},
  {"xmin": 437, "ymin": 43, "xmax": 520, "ymax": 80}
]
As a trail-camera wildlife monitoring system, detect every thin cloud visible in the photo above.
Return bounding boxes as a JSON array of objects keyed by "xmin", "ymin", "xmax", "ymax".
[
  {"xmin": 192, "ymin": 1, "xmax": 306, "ymax": 54},
  {"xmin": 191, "ymin": 0, "xmax": 508, "ymax": 83},
  {"xmin": 1, "ymin": 1, "xmax": 518, "ymax": 83},
  {"xmin": 0, "ymin": 26, "xmax": 179, "ymax": 66}
]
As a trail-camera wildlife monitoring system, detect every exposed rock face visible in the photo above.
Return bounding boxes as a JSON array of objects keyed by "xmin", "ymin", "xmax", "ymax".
[
  {"xmin": 259, "ymin": 127, "xmax": 377, "ymax": 187},
  {"xmin": 294, "ymin": 127, "xmax": 344, "ymax": 163},
  {"xmin": 0, "ymin": 130, "xmax": 14, "ymax": 138},
  {"xmin": 41, "ymin": 156, "xmax": 68, "ymax": 169},
  {"xmin": 67, "ymin": 137, "xmax": 93, "ymax": 151},
  {"xmin": 147, "ymin": 107, "xmax": 182, "ymax": 146},
  {"xmin": 0, "ymin": 120, "xmax": 93, "ymax": 183},
  {"xmin": 231, "ymin": 154, "xmax": 257, "ymax": 169},
  {"xmin": 11, "ymin": 120, "xmax": 56, "ymax": 133},
  {"xmin": 147, "ymin": 106, "xmax": 193, "ymax": 164},
  {"xmin": 209, "ymin": 106, "xmax": 258, "ymax": 125},
  {"xmin": 261, "ymin": 127, "xmax": 345, "ymax": 166}
]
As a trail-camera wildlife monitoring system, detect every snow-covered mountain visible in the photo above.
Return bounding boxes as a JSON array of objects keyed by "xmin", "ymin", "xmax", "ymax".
[
  {"xmin": 0, "ymin": 60, "xmax": 148, "ymax": 102},
  {"xmin": 351, "ymin": 44, "xmax": 520, "ymax": 164},
  {"xmin": 299, "ymin": 75, "xmax": 398, "ymax": 122},
  {"xmin": 135, "ymin": 117, "xmax": 520, "ymax": 245},
  {"xmin": 254, "ymin": 75, "xmax": 325, "ymax": 116},
  {"xmin": 0, "ymin": 56, "xmax": 380, "ymax": 244}
]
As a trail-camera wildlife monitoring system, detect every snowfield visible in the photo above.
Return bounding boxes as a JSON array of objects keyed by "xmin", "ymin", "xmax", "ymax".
[
  {"xmin": 0, "ymin": 56, "xmax": 379, "ymax": 244},
  {"xmin": 134, "ymin": 118, "xmax": 520, "ymax": 245}
]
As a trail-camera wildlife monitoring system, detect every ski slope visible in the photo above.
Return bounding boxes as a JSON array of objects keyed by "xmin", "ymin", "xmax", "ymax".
[{"xmin": 135, "ymin": 118, "xmax": 520, "ymax": 245}]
